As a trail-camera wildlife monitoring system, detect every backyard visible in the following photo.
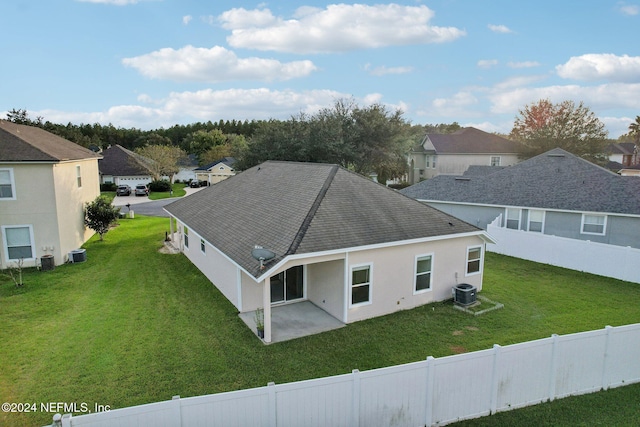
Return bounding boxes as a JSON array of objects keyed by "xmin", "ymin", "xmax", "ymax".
[{"xmin": 1, "ymin": 215, "xmax": 639, "ymax": 427}]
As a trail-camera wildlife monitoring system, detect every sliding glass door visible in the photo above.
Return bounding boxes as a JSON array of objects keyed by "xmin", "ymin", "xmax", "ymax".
[{"xmin": 270, "ymin": 265, "xmax": 304, "ymax": 304}]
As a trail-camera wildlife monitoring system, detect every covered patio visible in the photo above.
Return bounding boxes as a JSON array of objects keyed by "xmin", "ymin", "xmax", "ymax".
[{"xmin": 239, "ymin": 301, "xmax": 345, "ymax": 344}]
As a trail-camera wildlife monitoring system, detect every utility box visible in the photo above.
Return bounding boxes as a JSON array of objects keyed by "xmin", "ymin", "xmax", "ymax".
[{"xmin": 453, "ymin": 283, "xmax": 477, "ymax": 306}]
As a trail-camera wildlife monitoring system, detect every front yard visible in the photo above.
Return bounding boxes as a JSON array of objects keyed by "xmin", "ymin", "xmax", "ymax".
[{"xmin": 1, "ymin": 215, "xmax": 639, "ymax": 427}]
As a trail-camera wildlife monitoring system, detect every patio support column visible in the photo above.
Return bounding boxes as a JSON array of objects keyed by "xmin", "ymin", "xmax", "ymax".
[{"xmin": 263, "ymin": 276, "xmax": 272, "ymax": 343}]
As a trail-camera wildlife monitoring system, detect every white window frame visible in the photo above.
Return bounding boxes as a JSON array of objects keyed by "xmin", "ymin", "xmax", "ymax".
[
  {"xmin": 184, "ymin": 227, "xmax": 189, "ymax": 249},
  {"xmin": 581, "ymin": 214, "xmax": 607, "ymax": 236},
  {"xmin": 349, "ymin": 263, "xmax": 373, "ymax": 307},
  {"xmin": 414, "ymin": 253, "xmax": 434, "ymax": 294},
  {"xmin": 2, "ymin": 225, "xmax": 36, "ymax": 261},
  {"xmin": 466, "ymin": 245, "xmax": 483, "ymax": 276},
  {"xmin": 76, "ymin": 165, "xmax": 82, "ymax": 188},
  {"xmin": 490, "ymin": 156, "xmax": 501, "ymax": 166},
  {"xmin": 0, "ymin": 168, "xmax": 16, "ymax": 200},
  {"xmin": 200, "ymin": 238, "xmax": 206, "ymax": 254},
  {"xmin": 505, "ymin": 208, "xmax": 521, "ymax": 230},
  {"xmin": 527, "ymin": 209, "xmax": 545, "ymax": 233}
]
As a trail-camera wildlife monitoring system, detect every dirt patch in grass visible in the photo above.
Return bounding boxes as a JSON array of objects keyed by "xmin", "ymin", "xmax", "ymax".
[
  {"xmin": 452, "ymin": 330, "xmax": 464, "ymax": 336},
  {"xmin": 450, "ymin": 346, "xmax": 467, "ymax": 354}
]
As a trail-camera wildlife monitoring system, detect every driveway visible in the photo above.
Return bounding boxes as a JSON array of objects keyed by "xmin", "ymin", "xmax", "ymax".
[{"xmin": 112, "ymin": 187, "xmax": 204, "ymax": 217}]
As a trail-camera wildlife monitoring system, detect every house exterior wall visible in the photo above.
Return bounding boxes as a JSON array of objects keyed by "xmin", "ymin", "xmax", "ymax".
[
  {"xmin": 0, "ymin": 159, "xmax": 99, "ymax": 268},
  {"xmin": 409, "ymin": 153, "xmax": 519, "ymax": 182},
  {"xmin": 307, "ymin": 259, "xmax": 345, "ymax": 321},
  {"xmin": 426, "ymin": 202, "xmax": 640, "ymax": 250},
  {"xmin": 345, "ymin": 236, "xmax": 485, "ymax": 323}
]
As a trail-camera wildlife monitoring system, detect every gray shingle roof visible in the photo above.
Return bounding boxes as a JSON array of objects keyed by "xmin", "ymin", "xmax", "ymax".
[
  {"xmin": 165, "ymin": 161, "xmax": 481, "ymax": 279},
  {"xmin": 0, "ymin": 120, "xmax": 101, "ymax": 162},
  {"xmin": 419, "ymin": 127, "xmax": 523, "ymax": 154},
  {"xmin": 400, "ymin": 148, "xmax": 640, "ymax": 215},
  {"xmin": 196, "ymin": 157, "xmax": 235, "ymax": 171},
  {"xmin": 98, "ymin": 144, "xmax": 152, "ymax": 176}
]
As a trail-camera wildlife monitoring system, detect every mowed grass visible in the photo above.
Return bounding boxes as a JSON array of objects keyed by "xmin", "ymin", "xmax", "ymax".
[{"xmin": 1, "ymin": 216, "xmax": 639, "ymax": 426}]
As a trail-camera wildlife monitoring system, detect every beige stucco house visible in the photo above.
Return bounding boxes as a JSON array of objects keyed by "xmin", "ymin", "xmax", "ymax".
[
  {"xmin": 0, "ymin": 120, "xmax": 101, "ymax": 268},
  {"xmin": 165, "ymin": 161, "xmax": 491, "ymax": 343},
  {"xmin": 194, "ymin": 157, "xmax": 235, "ymax": 185},
  {"xmin": 408, "ymin": 127, "xmax": 523, "ymax": 183}
]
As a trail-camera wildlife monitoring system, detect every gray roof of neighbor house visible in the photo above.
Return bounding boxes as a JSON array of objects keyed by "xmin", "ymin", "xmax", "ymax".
[
  {"xmin": 165, "ymin": 161, "xmax": 482, "ymax": 279},
  {"xmin": 413, "ymin": 127, "xmax": 523, "ymax": 154},
  {"xmin": 606, "ymin": 142, "xmax": 637, "ymax": 155},
  {"xmin": 401, "ymin": 148, "xmax": 640, "ymax": 215},
  {"xmin": 98, "ymin": 144, "xmax": 152, "ymax": 176},
  {"xmin": 0, "ymin": 120, "xmax": 101, "ymax": 162}
]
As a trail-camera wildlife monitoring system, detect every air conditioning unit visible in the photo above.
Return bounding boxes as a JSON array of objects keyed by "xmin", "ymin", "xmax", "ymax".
[
  {"xmin": 69, "ymin": 249, "xmax": 87, "ymax": 263},
  {"xmin": 453, "ymin": 283, "xmax": 477, "ymax": 306}
]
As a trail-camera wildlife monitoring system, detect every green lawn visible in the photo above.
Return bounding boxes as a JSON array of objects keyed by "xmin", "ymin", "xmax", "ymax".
[{"xmin": 1, "ymin": 216, "xmax": 639, "ymax": 427}]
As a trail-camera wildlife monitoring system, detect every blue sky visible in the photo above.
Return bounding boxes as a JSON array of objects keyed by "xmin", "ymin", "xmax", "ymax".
[{"xmin": 2, "ymin": 1, "xmax": 639, "ymax": 137}]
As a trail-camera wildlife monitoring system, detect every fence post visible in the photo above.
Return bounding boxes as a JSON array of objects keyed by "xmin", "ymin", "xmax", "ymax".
[
  {"xmin": 489, "ymin": 344, "xmax": 501, "ymax": 414},
  {"xmin": 548, "ymin": 334, "xmax": 559, "ymax": 402},
  {"xmin": 61, "ymin": 413, "xmax": 72, "ymax": 427},
  {"xmin": 351, "ymin": 369, "xmax": 360, "ymax": 427},
  {"xmin": 424, "ymin": 356, "xmax": 435, "ymax": 427},
  {"xmin": 267, "ymin": 382, "xmax": 277, "ymax": 427},
  {"xmin": 601, "ymin": 325, "xmax": 613, "ymax": 390},
  {"xmin": 171, "ymin": 395, "xmax": 182, "ymax": 426}
]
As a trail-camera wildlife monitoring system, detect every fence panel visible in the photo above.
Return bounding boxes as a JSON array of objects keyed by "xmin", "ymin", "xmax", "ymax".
[
  {"xmin": 494, "ymin": 337, "xmax": 554, "ymax": 411},
  {"xmin": 486, "ymin": 217, "xmax": 640, "ymax": 284},
  {"xmin": 553, "ymin": 329, "xmax": 608, "ymax": 398},
  {"xmin": 358, "ymin": 361, "xmax": 428, "ymax": 427},
  {"xmin": 56, "ymin": 324, "xmax": 640, "ymax": 427},
  {"xmin": 430, "ymin": 349, "xmax": 495, "ymax": 425},
  {"xmin": 180, "ymin": 387, "xmax": 269, "ymax": 427},
  {"xmin": 274, "ymin": 373, "xmax": 353, "ymax": 427}
]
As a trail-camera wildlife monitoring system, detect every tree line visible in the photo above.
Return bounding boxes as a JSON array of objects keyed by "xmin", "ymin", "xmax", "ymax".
[{"xmin": 6, "ymin": 99, "xmax": 640, "ymax": 181}]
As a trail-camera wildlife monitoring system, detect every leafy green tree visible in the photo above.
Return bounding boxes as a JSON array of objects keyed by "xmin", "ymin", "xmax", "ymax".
[
  {"xmin": 510, "ymin": 99, "xmax": 608, "ymax": 163},
  {"xmin": 85, "ymin": 196, "xmax": 120, "ymax": 241},
  {"xmin": 135, "ymin": 144, "xmax": 186, "ymax": 182},
  {"xmin": 628, "ymin": 116, "xmax": 640, "ymax": 144}
]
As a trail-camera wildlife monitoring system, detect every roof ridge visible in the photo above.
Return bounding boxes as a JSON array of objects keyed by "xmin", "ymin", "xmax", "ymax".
[{"xmin": 285, "ymin": 164, "xmax": 339, "ymax": 255}]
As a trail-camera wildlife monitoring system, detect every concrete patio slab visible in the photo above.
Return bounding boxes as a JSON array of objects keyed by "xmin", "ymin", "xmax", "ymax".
[{"xmin": 239, "ymin": 301, "xmax": 345, "ymax": 343}]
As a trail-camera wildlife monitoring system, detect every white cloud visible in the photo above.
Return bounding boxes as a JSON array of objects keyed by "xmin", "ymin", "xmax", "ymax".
[
  {"xmin": 507, "ymin": 61, "xmax": 540, "ymax": 69},
  {"xmin": 219, "ymin": 4, "xmax": 466, "ymax": 54},
  {"xmin": 432, "ymin": 91, "xmax": 478, "ymax": 111},
  {"xmin": 183, "ymin": 15, "xmax": 192, "ymax": 25},
  {"xmin": 364, "ymin": 64, "xmax": 414, "ymax": 76},
  {"xmin": 478, "ymin": 59, "xmax": 498, "ymax": 69},
  {"xmin": 488, "ymin": 24, "xmax": 513, "ymax": 33},
  {"xmin": 618, "ymin": 4, "xmax": 639, "ymax": 15},
  {"xmin": 556, "ymin": 53, "xmax": 640, "ymax": 82},
  {"xmin": 122, "ymin": 45, "xmax": 317, "ymax": 82}
]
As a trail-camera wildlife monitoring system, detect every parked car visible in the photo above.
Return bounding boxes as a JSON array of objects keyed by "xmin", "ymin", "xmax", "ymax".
[
  {"xmin": 134, "ymin": 184, "xmax": 149, "ymax": 196},
  {"xmin": 189, "ymin": 180, "xmax": 207, "ymax": 188},
  {"xmin": 116, "ymin": 185, "xmax": 131, "ymax": 196}
]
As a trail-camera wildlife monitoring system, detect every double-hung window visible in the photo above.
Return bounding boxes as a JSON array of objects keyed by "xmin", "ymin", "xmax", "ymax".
[
  {"xmin": 351, "ymin": 264, "xmax": 372, "ymax": 306},
  {"xmin": 490, "ymin": 156, "xmax": 501, "ymax": 166},
  {"xmin": 466, "ymin": 246, "xmax": 482, "ymax": 275},
  {"xmin": 414, "ymin": 254, "xmax": 433, "ymax": 293},
  {"xmin": 505, "ymin": 208, "xmax": 521, "ymax": 230},
  {"xmin": 581, "ymin": 214, "xmax": 606, "ymax": 235},
  {"xmin": 184, "ymin": 227, "xmax": 189, "ymax": 248},
  {"xmin": 200, "ymin": 238, "xmax": 206, "ymax": 254},
  {"xmin": 76, "ymin": 165, "xmax": 82, "ymax": 188},
  {"xmin": 528, "ymin": 210, "xmax": 545, "ymax": 232},
  {"xmin": 2, "ymin": 225, "xmax": 35, "ymax": 260},
  {"xmin": 0, "ymin": 169, "xmax": 16, "ymax": 199}
]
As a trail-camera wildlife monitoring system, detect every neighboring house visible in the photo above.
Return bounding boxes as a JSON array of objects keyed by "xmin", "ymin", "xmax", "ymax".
[
  {"xmin": 165, "ymin": 161, "xmax": 491, "ymax": 342},
  {"xmin": 98, "ymin": 144, "xmax": 153, "ymax": 188},
  {"xmin": 173, "ymin": 154, "xmax": 198, "ymax": 183},
  {"xmin": 0, "ymin": 120, "xmax": 101, "ymax": 268},
  {"xmin": 400, "ymin": 148, "xmax": 640, "ymax": 250},
  {"xmin": 194, "ymin": 157, "xmax": 236, "ymax": 185},
  {"xmin": 606, "ymin": 142, "xmax": 638, "ymax": 167},
  {"xmin": 408, "ymin": 127, "xmax": 523, "ymax": 183},
  {"xmin": 619, "ymin": 163, "xmax": 640, "ymax": 177}
]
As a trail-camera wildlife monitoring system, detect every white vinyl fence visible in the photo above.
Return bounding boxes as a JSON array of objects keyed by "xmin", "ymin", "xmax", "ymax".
[
  {"xmin": 50, "ymin": 323, "xmax": 640, "ymax": 427},
  {"xmin": 487, "ymin": 215, "xmax": 640, "ymax": 284}
]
